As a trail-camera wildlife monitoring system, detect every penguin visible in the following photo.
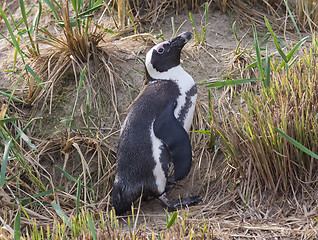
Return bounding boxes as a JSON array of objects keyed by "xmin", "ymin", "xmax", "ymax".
[{"xmin": 112, "ymin": 31, "xmax": 200, "ymax": 215}]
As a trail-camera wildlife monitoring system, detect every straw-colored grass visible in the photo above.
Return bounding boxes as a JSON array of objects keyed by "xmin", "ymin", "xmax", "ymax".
[
  {"xmin": 1, "ymin": 1, "xmax": 318, "ymax": 239},
  {"xmin": 214, "ymin": 34, "xmax": 318, "ymax": 199},
  {"xmin": 218, "ymin": 0, "xmax": 318, "ymax": 32},
  {"xmin": 297, "ymin": 0, "xmax": 318, "ymax": 31}
]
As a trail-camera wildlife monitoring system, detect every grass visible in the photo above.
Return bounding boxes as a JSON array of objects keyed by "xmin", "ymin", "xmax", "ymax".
[
  {"xmin": 296, "ymin": 0, "xmax": 318, "ymax": 31},
  {"xmin": 1, "ymin": 1, "xmax": 318, "ymax": 239},
  {"xmin": 218, "ymin": 0, "xmax": 318, "ymax": 33},
  {"xmin": 209, "ymin": 31, "xmax": 318, "ymax": 195},
  {"xmin": 189, "ymin": 2, "xmax": 209, "ymax": 45},
  {"xmin": 3, "ymin": 207, "xmax": 213, "ymax": 239}
]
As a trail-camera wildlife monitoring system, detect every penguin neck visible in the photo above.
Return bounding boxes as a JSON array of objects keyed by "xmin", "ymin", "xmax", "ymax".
[{"xmin": 146, "ymin": 64, "xmax": 194, "ymax": 88}]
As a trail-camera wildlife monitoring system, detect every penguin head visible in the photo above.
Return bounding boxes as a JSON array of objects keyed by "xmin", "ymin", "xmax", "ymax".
[{"xmin": 145, "ymin": 31, "xmax": 192, "ymax": 80}]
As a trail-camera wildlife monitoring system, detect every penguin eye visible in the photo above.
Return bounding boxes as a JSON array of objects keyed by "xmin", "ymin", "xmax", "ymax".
[{"xmin": 157, "ymin": 47, "xmax": 165, "ymax": 54}]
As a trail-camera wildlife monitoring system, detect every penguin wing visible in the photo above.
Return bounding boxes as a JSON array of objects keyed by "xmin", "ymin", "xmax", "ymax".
[{"xmin": 154, "ymin": 102, "xmax": 192, "ymax": 181}]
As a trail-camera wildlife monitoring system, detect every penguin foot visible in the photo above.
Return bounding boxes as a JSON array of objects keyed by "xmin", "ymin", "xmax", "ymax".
[{"xmin": 158, "ymin": 193, "xmax": 201, "ymax": 211}]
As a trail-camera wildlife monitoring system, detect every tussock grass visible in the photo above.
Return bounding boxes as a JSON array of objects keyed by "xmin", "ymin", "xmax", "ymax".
[
  {"xmin": 0, "ymin": 0, "xmax": 128, "ymax": 127},
  {"xmin": 217, "ymin": 0, "xmax": 318, "ymax": 32},
  {"xmin": 127, "ymin": 0, "xmax": 206, "ymax": 26},
  {"xmin": 214, "ymin": 34, "xmax": 318, "ymax": 198},
  {"xmin": 28, "ymin": 0, "xmax": 122, "ymax": 116}
]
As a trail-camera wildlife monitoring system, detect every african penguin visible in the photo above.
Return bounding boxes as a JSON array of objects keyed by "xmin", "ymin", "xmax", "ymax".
[{"xmin": 112, "ymin": 31, "xmax": 200, "ymax": 215}]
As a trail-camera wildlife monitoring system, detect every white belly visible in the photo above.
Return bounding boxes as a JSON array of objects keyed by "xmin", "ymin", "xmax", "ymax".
[{"xmin": 150, "ymin": 123, "xmax": 166, "ymax": 194}]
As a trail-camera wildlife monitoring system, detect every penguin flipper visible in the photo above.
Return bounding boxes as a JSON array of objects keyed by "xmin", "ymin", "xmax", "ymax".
[{"xmin": 154, "ymin": 102, "xmax": 192, "ymax": 181}]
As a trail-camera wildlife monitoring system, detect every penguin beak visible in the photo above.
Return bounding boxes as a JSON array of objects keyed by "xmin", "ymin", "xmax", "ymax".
[{"xmin": 169, "ymin": 31, "xmax": 193, "ymax": 49}]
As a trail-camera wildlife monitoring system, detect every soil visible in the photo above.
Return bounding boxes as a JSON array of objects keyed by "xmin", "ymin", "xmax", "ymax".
[{"xmin": 1, "ymin": 1, "xmax": 317, "ymax": 239}]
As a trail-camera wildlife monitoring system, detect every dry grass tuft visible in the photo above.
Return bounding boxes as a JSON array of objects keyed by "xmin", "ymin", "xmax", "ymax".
[
  {"xmin": 125, "ymin": 0, "xmax": 206, "ymax": 26},
  {"xmin": 215, "ymin": 36, "xmax": 318, "ymax": 200},
  {"xmin": 10, "ymin": 0, "xmax": 130, "ymax": 130},
  {"xmin": 216, "ymin": 0, "xmax": 286, "ymax": 28},
  {"xmin": 297, "ymin": 0, "xmax": 318, "ymax": 31},
  {"xmin": 217, "ymin": 0, "xmax": 318, "ymax": 32},
  {"xmin": 0, "ymin": 128, "xmax": 117, "ymax": 234}
]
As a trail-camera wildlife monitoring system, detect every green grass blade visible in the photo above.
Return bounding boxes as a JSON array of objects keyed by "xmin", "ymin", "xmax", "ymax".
[
  {"xmin": 78, "ymin": 0, "xmax": 85, "ymax": 13},
  {"xmin": 13, "ymin": 122, "xmax": 38, "ymax": 152},
  {"xmin": 86, "ymin": 85, "xmax": 90, "ymax": 130},
  {"xmin": 189, "ymin": 13, "xmax": 198, "ymax": 42},
  {"xmin": 284, "ymin": 0, "xmax": 302, "ymax": 39},
  {"xmin": 31, "ymin": 0, "xmax": 42, "ymax": 54},
  {"xmin": 201, "ymin": 225, "xmax": 208, "ymax": 240},
  {"xmin": 77, "ymin": 4, "xmax": 103, "ymax": 18},
  {"xmin": 69, "ymin": 67, "xmax": 86, "ymax": 132},
  {"xmin": 19, "ymin": 187, "xmax": 63, "ymax": 202},
  {"xmin": 52, "ymin": 201, "xmax": 71, "ymax": 227},
  {"xmin": 7, "ymin": 7, "xmax": 20, "ymax": 30},
  {"xmin": 0, "ymin": 5, "xmax": 25, "ymax": 63},
  {"xmin": 0, "ymin": 117, "xmax": 21, "ymax": 124},
  {"xmin": 93, "ymin": 0, "xmax": 104, "ymax": 7},
  {"xmin": 88, "ymin": 0, "xmax": 94, "ymax": 9},
  {"xmin": 274, "ymin": 128, "xmax": 318, "ymax": 159},
  {"xmin": 193, "ymin": 130, "xmax": 211, "ymax": 134},
  {"xmin": 165, "ymin": 211, "xmax": 169, "ymax": 225},
  {"xmin": 0, "ymin": 90, "xmax": 26, "ymax": 103},
  {"xmin": 87, "ymin": 212, "xmax": 97, "ymax": 240},
  {"xmin": 0, "ymin": 138, "xmax": 13, "ymax": 187},
  {"xmin": 19, "ymin": 0, "xmax": 29, "ymax": 30},
  {"xmin": 286, "ymin": 36, "xmax": 309, "ymax": 61},
  {"xmin": 166, "ymin": 211, "xmax": 178, "ymax": 230},
  {"xmin": 30, "ymin": 0, "xmax": 42, "ymax": 34},
  {"xmin": 232, "ymin": 21, "xmax": 239, "ymax": 41},
  {"xmin": 71, "ymin": 0, "xmax": 77, "ymax": 14},
  {"xmin": 43, "ymin": 0, "xmax": 60, "ymax": 21},
  {"xmin": 37, "ymin": 34, "xmax": 59, "ymax": 44},
  {"xmin": 245, "ymin": 49, "xmax": 280, "ymax": 69},
  {"xmin": 264, "ymin": 17, "xmax": 288, "ymax": 63},
  {"xmin": 22, "ymin": 117, "xmax": 43, "ymax": 132},
  {"xmin": 55, "ymin": 165, "xmax": 77, "ymax": 182},
  {"xmin": 205, "ymin": 78, "xmax": 260, "ymax": 88},
  {"xmin": 25, "ymin": 64, "xmax": 46, "ymax": 91},
  {"xmin": 264, "ymin": 46, "xmax": 271, "ymax": 88},
  {"xmin": 288, "ymin": 55, "xmax": 299, "ymax": 68},
  {"xmin": 175, "ymin": 19, "xmax": 187, "ymax": 37},
  {"xmin": 253, "ymin": 25, "xmax": 265, "ymax": 81},
  {"xmin": 14, "ymin": 208, "xmax": 21, "ymax": 240},
  {"xmin": 205, "ymin": 2, "xmax": 208, "ymax": 27},
  {"xmin": 76, "ymin": 177, "xmax": 81, "ymax": 219},
  {"xmin": 19, "ymin": 0, "xmax": 36, "ymax": 51},
  {"xmin": 171, "ymin": 17, "xmax": 175, "ymax": 37}
]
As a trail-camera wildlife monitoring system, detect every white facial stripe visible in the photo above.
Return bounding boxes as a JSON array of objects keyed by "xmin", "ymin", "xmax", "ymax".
[
  {"xmin": 156, "ymin": 41, "xmax": 168, "ymax": 51},
  {"xmin": 150, "ymin": 123, "xmax": 166, "ymax": 194}
]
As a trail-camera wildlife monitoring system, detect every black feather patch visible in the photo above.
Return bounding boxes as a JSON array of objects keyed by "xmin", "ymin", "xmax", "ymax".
[{"xmin": 153, "ymin": 102, "xmax": 192, "ymax": 181}]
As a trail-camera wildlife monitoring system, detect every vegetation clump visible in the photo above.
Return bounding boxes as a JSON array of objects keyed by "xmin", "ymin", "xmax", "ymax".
[{"xmin": 215, "ymin": 34, "xmax": 318, "ymax": 199}]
